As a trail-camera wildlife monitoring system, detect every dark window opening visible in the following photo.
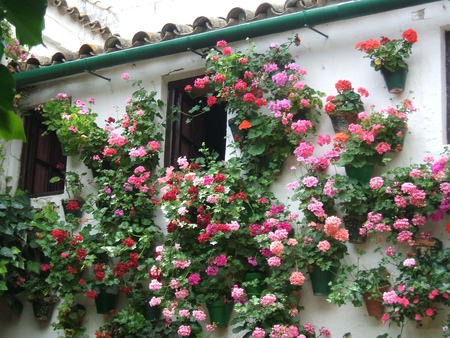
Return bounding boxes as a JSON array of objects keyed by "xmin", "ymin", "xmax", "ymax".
[
  {"xmin": 19, "ymin": 113, "xmax": 66, "ymax": 197},
  {"xmin": 165, "ymin": 77, "xmax": 227, "ymax": 168},
  {"xmin": 446, "ymin": 30, "xmax": 450, "ymax": 143}
]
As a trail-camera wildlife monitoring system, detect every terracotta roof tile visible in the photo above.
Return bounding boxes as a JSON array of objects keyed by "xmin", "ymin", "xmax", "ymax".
[{"xmin": 14, "ymin": 0, "xmax": 350, "ymax": 72}]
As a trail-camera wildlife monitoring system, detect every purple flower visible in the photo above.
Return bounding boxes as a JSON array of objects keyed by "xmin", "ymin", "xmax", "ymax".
[{"xmin": 114, "ymin": 209, "xmax": 124, "ymax": 217}]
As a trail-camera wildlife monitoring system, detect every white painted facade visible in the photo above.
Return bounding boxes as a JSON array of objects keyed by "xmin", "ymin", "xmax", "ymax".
[{"xmin": 1, "ymin": 1, "xmax": 450, "ymax": 337}]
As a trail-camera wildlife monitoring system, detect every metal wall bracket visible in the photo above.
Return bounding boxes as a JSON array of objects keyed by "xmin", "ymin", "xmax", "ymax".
[
  {"xmin": 187, "ymin": 47, "xmax": 209, "ymax": 58},
  {"xmin": 304, "ymin": 24, "xmax": 328, "ymax": 38},
  {"xmin": 84, "ymin": 69, "xmax": 111, "ymax": 81}
]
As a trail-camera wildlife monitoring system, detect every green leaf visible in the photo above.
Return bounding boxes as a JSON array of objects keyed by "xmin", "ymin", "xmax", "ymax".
[
  {"xmin": 0, "ymin": 262, "xmax": 7, "ymax": 276},
  {"xmin": 0, "ymin": 0, "xmax": 47, "ymax": 47},
  {"xmin": 0, "ymin": 65, "xmax": 25, "ymax": 141},
  {"xmin": 0, "ymin": 247, "xmax": 14, "ymax": 258},
  {"xmin": 26, "ymin": 260, "xmax": 41, "ymax": 274},
  {"xmin": 248, "ymin": 143, "xmax": 266, "ymax": 156}
]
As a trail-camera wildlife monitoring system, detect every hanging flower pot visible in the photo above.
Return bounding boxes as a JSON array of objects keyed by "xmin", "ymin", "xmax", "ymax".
[
  {"xmin": 206, "ymin": 300, "xmax": 233, "ymax": 327},
  {"xmin": 243, "ymin": 272, "xmax": 267, "ymax": 297},
  {"xmin": 329, "ymin": 111, "xmax": 360, "ymax": 134},
  {"xmin": 228, "ymin": 117, "xmax": 247, "ymax": 141},
  {"xmin": 412, "ymin": 237, "xmax": 443, "ymax": 266},
  {"xmin": 345, "ymin": 164, "xmax": 374, "ymax": 183},
  {"xmin": 389, "ymin": 122, "xmax": 408, "ymax": 153},
  {"xmin": 308, "ymin": 264, "xmax": 340, "ymax": 296},
  {"xmin": 143, "ymin": 302, "xmax": 161, "ymax": 321},
  {"xmin": 32, "ymin": 297, "xmax": 58, "ymax": 321},
  {"xmin": 95, "ymin": 291, "xmax": 117, "ymax": 314},
  {"xmin": 362, "ymin": 285, "xmax": 390, "ymax": 319},
  {"xmin": 381, "ymin": 65, "xmax": 408, "ymax": 94},
  {"xmin": 61, "ymin": 198, "xmax": 85, "ymax": 220},
  {"xmin": 343, "ymin": 215, "xmax": 366, "ymax": 244}
]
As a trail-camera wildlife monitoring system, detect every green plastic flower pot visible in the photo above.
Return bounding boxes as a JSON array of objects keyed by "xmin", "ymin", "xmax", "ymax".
[
  {"xmin": 206, "ymin": 300, "xmax": 233, "ymax": 327},
  {"xmin": 345, "ymin": 164, "xmax": 374, "ymax": 183},
  {"xmin": 95, "ymin": 292, "xmax": 117, "ymax": 314},
  {"xmin": 243, "ymin": 272, "xmax": 267, "ymax": 297},
  {"xmin": 381, "ymin": 65, "xmax": 408, "ymax": 94},
  {"xmin": 143, "ymin": 303, "xmax": 161, "ymax": 321},
  {"xmin": 308, "ymin": 264, "xmax": 340, "ymax": 296},
  {"xmin": 228, "ymin": 117, "xmax": 247, "ymax": 141},
  {"xmin": 61, "ymin": 199, "xmax": 85, "ymax": 219}
]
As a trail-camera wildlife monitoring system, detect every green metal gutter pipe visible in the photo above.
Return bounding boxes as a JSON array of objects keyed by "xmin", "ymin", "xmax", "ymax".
[{"xmin": 13, "ymin": 0, "xmax": 441, "ymax": 88}]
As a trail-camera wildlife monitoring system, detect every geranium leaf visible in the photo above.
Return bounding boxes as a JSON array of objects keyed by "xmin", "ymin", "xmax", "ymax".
[{"xmin": 248, "ymin": 143, "xmax": 266, "ymax": 156}]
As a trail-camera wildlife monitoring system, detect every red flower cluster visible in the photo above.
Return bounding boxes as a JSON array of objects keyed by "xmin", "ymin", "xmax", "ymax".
[
  {"xmin": 67, "ymin": 265, "xmax": 78, "ymax": 275},
  {"xmin": 120, "ymin": 285, "xmax": 133, "ymax": 295},
  {"xmin": 51, "ymin": 229, "xmax": 69, "ymax": 244},
  {"xmin": 161, "ymin": 189, "xmax": 181, "ymax": 201},
  {"xmin": 335, "ymin": 80, "xmax": 352, "ymax": 94},
  {"xmin": 123, "ymin": 238, "xmax": 134, "ymax": 247},
  {"xmin": 65, "ymin": 201, "xmax": 80, "ymax": 211},
  {"xmin": 214, "ymin": 173, "xmax": 227, "ymax": 183},
  {"xmin": 197, "ymin": 213, "xmax": 211, "ymax": 228},
  {"xmin": 402, "ymin": 29, "xmax": 418, "ymax": 44},
  {"xmin": 354, "ymin": 38, "xmax": 380, "ymax": 52},
  {"xmin": 229, "ymin": 192, "xmax": 247, "ymax": 202},
  {"xmin": 113, "ymin": 262, "xmax": 129, "ymax": 278},
  {"xmin": 167, "ymin": 220, "xmax": 178, "ymax": 233},
  {"xmin": 128, "ymin": 253, "xmax": 139, "ymax": 268},
  {"xmin": 85, "ymin": 290, "xmax": 98, "ymax": 300},
  {"xmin": 94, "ymin": 263, "xmax": 105, "ymax": 281},
  {"xmin": 76, "ymin": 248, "xmax": 87, "ymax": 261},
  {"xmin": 198, "ymin": 233, "xmax": 211, "ymax": 244}
]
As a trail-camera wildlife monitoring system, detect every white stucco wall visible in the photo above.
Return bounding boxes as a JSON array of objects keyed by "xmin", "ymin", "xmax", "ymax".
[{"xmin": 2, "ymin": 1, "xmax": 450, "ymax": 337}]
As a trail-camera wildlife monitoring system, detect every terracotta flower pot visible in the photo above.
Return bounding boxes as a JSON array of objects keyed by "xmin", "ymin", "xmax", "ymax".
[
  {"xmin": 362, "ymin": 285, "xmax": 390, "ymax": 319},
  {"xmin": 329, "ymin": 111, "xmax": 360, "ymax": 134}
]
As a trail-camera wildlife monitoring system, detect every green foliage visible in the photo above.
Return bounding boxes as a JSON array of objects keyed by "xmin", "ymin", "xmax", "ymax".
[
  {"xmin": 0, "ymin": 189, "xmax": 36, "ymax": 316},
  {"xmin": 0, "ymin": 0, "xmax": 47, "ymax": 141}
]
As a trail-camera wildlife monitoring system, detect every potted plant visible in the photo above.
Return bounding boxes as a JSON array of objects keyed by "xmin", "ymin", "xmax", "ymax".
[
  {"xmin": 184, "ymin": 36, "xmax": 322, "ymax": 186},
  {"xmin": 298, "ymin": 216, "xmax": 349, "ymax": 296},
  {"xmin": 324, "ymin": 80, "xmax": 368, "ymax": 133},
  {"xmin": 40, "ymin": 93, "xmax": 99, "ymax": 155},
  {"xmin": 380, "ymin": 248, "xmax": 450, "ymax": 329},
  {"xmin": 51, "ymin": 301, "xmax": 87, "ymax": 338},
  {"xmin": 329, "ymin": 262, "xmax": 391, "ymax": 318},
  {"xmin": 49, "ymin": 165, "xmax": 87, "ymax": 221},
  {"xmin": 333, "ymin": 103, "xmax": 414, "ymax": 182},
  {"xmin": 231, "ymin": 201, "xmax": 307, "ymax": 336},
  {"xmin": 333, "ymin": 174, "xmax": 375, "ymax": 244},
  {"xmin": 355, "ymin": 29, "xmax": 417, "ymax": 93},
  {"xmin": 290, "ymin": 172, "xmax": 338, "ymax": 224},
  {"xmin": 361, "ymin": 152, "xmax": 450, "ymax": 244}
]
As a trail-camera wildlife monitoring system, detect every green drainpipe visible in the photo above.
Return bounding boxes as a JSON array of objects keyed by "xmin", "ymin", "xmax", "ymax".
[{"xmin": 13, "ymin": 0, "xmax": 441, "ymax": 88}]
